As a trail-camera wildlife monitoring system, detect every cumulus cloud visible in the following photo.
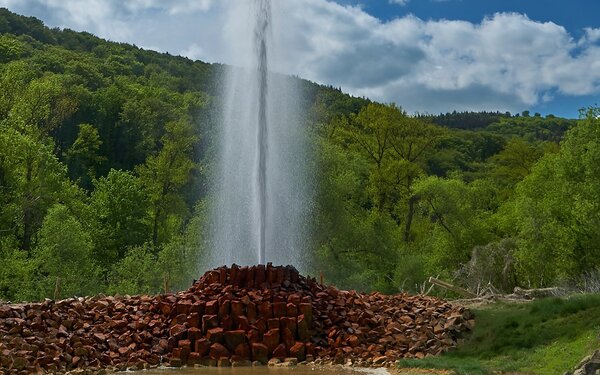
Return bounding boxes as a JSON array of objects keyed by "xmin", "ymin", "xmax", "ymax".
[
  {"xmin": 0, "ymin": 0, "xmax": 226, "ymax": 58},
  {"xmin": 272, "ymin": 2, "xmax": 600, "ymax": 113},
  {"xmin": 1, "ymin": 0, "xmax": 599, "ymax": 113},
  {"xmin": 578, "ymin": 27, "xmax": 600, "ymax": 46}
]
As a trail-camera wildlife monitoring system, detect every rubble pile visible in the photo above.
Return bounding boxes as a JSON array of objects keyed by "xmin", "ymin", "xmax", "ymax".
[
  {"xmin": 0, "ymin": 264, "xmax": 473, "ymax": 373},
  {"xmin": 0, "ymin": 294, "xmax": 178, "ymax": 373}
]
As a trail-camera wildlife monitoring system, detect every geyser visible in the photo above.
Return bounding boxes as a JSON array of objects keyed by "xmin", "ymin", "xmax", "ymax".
[{"xmin": 210, "ymin": 0, "xmax": 309, "ymax": 269}]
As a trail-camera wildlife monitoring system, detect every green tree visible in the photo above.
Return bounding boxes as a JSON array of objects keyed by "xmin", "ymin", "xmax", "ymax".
[
  {"xmin": 88, "ymin": 169, "xmax": 151, "ymax": 270},
  {"xmin": 0, "ymin": 126, "xmax": 79, "ymax": 251},
  {"xmin": 489, "ymin": 138, "xmax": 541, "ymax": 184},
  {"xmin": 0, "ymin": 61, "xmax": 36, "ymax": 120},
  {"xmin": 0, "ymin": 236, "xmax": 36, "ymax": 301},
  {"xmin": 339, "ymin": 103, "xmax": 400, "ymax": 212},
  {"xmin": 137, "ymin": 120, "xmax": 198, "ymax": 246},
  {"xmin": 338, "ymin": 103, "xmax": 443, "ymax": 237},
  {"xmin": 0, "ymin": 34, "xmax": 28, "ymax": 63},
  {"xmin": 312, "ymin": 133, "xmax": 401, "ymax": 292},
  {"xmin": 107, "ymin": 245, "xmax": 161, "ymax": 296},
  {"xmin": 389, "ymin": 116, "xmax": 444, "ymax": 241},
  {"xmin": 65, "ymin": 123, "xmax": 105, "ymax": 189},
  {"xmin": 487, "ymin": 137, "xmax": 544, "ymax": 201},
  {"xmin": 35, "ymin": 204, "xmax": 100, "ymax": 299},
  {"xmin": 8, "ymin": 73, "xmax": 77, "ymax": 138},
  {"xmin": 512, "ymin": 107, "xmax": 600, "ymax": 285},
  {"xmin": 413, "ymin": 176, "xmax": 495, "ymax": 276},
  {"xmin": 158, "ymin": 201, "xmax": 209, "ymax": 292}
]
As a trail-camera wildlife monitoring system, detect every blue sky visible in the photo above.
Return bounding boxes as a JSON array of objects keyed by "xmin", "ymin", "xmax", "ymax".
[
  {"xmin": 0, "ymin": 0, "xmax": 599, "ymax": 118},
  {"xmin": 346, "ymin": 0, "xmax": 600, "ymax": 117},
  {"xmin": 348, "ymin": 0, "xmax": 596, "ymax": 32}
]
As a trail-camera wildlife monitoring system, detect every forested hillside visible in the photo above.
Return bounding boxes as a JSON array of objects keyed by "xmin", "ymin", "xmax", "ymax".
[{"xmin": 0, "ymin": 8, "xmax": 597, "ymax": 302}]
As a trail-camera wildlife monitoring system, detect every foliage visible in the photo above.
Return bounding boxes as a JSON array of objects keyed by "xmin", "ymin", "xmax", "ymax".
[
  {"xmin": 0, "ymin": 8, "xmax": 597, "ymax": 301},
  {"xmin": 35, "ymin": 204, "xmax": 100, "ymax": 299},
  {"xmin": 87, "ymin": 169, "xmax": 150, "ymax": 270},
  {"xmin": 107, "ymin": 244, "xmax": 161, "ymax": 296},
  {"xmin": 65, "ymin": 123, "xmax": 105, "ymax": 188},
  {"xmin": 512, "ymin": 107, "xmax": 600, "ymax": 286},
  {"xmin": 421, "ymin": 110, "xmax": 511, "ymax": 130},
  {"xmin": 0, "ymin": 237, "xmax": 36, "ymax": 302}
]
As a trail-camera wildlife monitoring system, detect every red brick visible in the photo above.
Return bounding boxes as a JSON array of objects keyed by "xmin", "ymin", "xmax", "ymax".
[
  {"xmin": 209, "ymin": 343, "xmax": 230, "ymax": 360},
  {"xmin": 251, "ymin": 343, "xmax": 268, "ymax": 364}
]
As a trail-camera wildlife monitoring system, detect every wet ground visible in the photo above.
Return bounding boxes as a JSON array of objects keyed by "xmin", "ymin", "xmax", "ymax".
[
  {"xmin": 144, "ymin": 367, "xmax": 384, "ymax": 375},
  {"xmin": 143, "ymin": 366, "xmax": 452, "ymax": 375}
]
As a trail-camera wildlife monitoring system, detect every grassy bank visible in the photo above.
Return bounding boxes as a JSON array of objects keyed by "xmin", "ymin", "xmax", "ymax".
[{"xmin": 398, "ymin": 294, "xmax": 600, "ymax": 374}]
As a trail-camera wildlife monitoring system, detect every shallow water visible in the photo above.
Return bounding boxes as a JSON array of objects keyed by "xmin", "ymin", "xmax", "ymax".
[{"xmin": 145, "ymin": 366, "xmax": 391, "ymax": 375}]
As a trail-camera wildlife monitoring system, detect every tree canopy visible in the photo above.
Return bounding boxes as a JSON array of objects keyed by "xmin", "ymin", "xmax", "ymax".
[{"xmin": 0, "ymin": 8, "xmax": 595, "ymax": 300}]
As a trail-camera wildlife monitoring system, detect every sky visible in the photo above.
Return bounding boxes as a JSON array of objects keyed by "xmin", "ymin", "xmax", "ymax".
[{"xmin": 1, "ymin": 0, "xmax": 599, "ymax": 118}]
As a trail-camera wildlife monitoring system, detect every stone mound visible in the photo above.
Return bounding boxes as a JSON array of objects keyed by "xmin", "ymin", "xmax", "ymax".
[{"xmin": 0, "ymin": 264, "xmax": 473, "ymax": 373}]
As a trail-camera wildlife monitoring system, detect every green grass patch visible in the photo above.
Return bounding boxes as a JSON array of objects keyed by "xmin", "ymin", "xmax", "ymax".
[{"xmin": 398, "ymin": 294, "xmax": 600, "ymax": 374}]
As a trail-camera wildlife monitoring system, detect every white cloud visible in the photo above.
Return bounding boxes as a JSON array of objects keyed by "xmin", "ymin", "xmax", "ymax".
[
  {"xmin": 578, "ymin": 27, "xmax": 600, "ymax": 46},
  {"xmin": 389, "ymin": 0, "xmax": 410, "ymax": 5},
  {"xmin": 271, "ymin": 2, "xmax": 600, "ymax": 113},
  {"xmin": 124, "ymin": 0, "xmax": 216, "ymax": 15},
  {"xmin": 1, "ymin": 0, "xmax": 599, "ymax": 114},
  {"xmin": 181, "ymin": 43, "xmax": 205, "ymax": 61}
]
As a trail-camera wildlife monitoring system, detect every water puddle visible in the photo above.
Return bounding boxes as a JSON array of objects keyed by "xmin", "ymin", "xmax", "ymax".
[{"xmin": 144, "ymin": 366, "xmax": 391, "ymax": 375}]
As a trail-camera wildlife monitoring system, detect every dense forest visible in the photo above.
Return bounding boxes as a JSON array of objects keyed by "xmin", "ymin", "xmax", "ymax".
[{"xmin": 0, "ymin": 8, "xmax": 597, "ymax": 302}]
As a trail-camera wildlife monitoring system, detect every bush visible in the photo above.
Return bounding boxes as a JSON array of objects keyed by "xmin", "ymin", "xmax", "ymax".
[
  {"xmin": 107, "ymin": 245, "xmax": 162, "ymax": 295},
  {"xmin": 0, "ymin": 236, "xmax": 37, "ymax": 302}
]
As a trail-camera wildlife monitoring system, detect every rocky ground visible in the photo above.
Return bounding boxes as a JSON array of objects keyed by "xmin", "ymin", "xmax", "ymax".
[
  {"xmin": 565, "ymin": 349, "xmax": 600, "ymax": 375},
  {"xmin": 0, "ymin": 264, "xmax": 473, "ymax": 374}
]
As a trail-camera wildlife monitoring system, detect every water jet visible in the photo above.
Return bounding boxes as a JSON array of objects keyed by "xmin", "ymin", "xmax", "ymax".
[{"xmin": 211, "ymin": 0, "xmax": 308, "ymax": 269}]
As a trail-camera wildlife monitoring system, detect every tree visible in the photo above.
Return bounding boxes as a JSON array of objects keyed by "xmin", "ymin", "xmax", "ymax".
[
  {"xmin": 487, "ymin": 137, "xmax": 544, "ymax": 201},
  {"xmin": 0, "ymin": 34, "xmax": 28, "ymax": 63},
  {"xmin": 388, "ymin": 117, "xmax": 444, "ymax": 241},
  {"xmin": 0, "ymin": 236, "xmax": 36, "ymax": 301},
  {"xmin": 513, "ymin": 107, "xmax": 600, "ymax": 286},
  {"xmin": 88, "ymin": 169, "xmax": 150, "ymax": 270},
  {"xmin": 35, "ymin": 204, "xmax": 100, "ymax": 299},
  {"xmin": 0, "ymin": 126, "xmax": 79, "ymax": 251},
  {"xmin": 107, "ymin": 201, "xmax": 209, "ymax": 295},
  {"xmin": 8, "ymin": 73, "xmax": 77, "ymax": 139},
  {"xmin": 65, "ymin": 123, "xmax": 105, "ymax": 189},
  {"xmin": 136, "ymin": 120, "xmax": 198, "ymax": 246},
  {"xmin": 489, "ymin": 138, "xmax": 542, "ymax": 182},
  {"xmin": 413, "ymin": 176, "xmax": 495, "ymax": 276},
  {"xmin": 0, "ymin": 61, "xmax": 36, "ymax": 120},
  {"xmin": 158, "ymin": 201, "xmax": 209, "ymax": 292},
  {"xmin": 338, "ymin": 103, "xmax": 444, "ymax": 234},
  {"xmin": 107, "ymin": 245, "xmax": 161, "ymax": 296}
]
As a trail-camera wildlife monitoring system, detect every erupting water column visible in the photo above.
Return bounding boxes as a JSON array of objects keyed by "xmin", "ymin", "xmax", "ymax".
[
  {"xmin": 256, "ymin": 0, "xmax": 268, "ymax": 265},
  {"xmin": 210, "ymin": 1, "xmax": 309, "ymax": 269}
]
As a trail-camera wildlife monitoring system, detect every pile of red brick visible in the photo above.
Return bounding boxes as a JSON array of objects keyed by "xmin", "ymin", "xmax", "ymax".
[
  {"xmin": 0, "ymin": 264, "xmax": 473, "ymax": 373},
  {"xmin": 0, "ymin": 294, "xmax": 173, "ymax": 373}
]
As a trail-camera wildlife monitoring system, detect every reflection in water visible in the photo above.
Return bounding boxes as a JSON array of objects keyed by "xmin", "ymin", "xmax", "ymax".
[{"xmin": 145, "ymin": 366, "xmax": 391, "ymax": 375}]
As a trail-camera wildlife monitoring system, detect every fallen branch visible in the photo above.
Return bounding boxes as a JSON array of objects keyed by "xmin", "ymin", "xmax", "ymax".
[
  {"xmin": 428, "ymin": 277, "xmax": 477, "ymax": 298},
  {"xmin": 510, "ymin": 286, "xmax": 563, "ymax": 299}
]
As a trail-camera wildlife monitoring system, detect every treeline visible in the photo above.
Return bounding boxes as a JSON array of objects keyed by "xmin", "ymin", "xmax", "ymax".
[
  {"xmin": 0, "ymin": 8, "xmax": 364, "ymax": 301},
  {"xmin": 421, "ymin": 110, "xmax": 575, "ymax": 140},
  {"xmin": 0, "ymin": 7, "xmax": 220, "ymax": 300},
  {"xmin": 0, "ymin": 8, "xmax": 595, "ymax": 301},
  {"xmin": 313, "ymin": 103, "xmax": 595, "ymax": 293}
]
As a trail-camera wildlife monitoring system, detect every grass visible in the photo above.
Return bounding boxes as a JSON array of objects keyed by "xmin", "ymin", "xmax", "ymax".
[{"xmin": 398, "ymin": 294, "xmax": 600, "ymax": 375}]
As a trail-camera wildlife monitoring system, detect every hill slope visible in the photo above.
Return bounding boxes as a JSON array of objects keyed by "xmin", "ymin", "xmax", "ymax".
[{"xmin": 0, "ymin": 8, "xmax": 595, "ymax": 305}]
